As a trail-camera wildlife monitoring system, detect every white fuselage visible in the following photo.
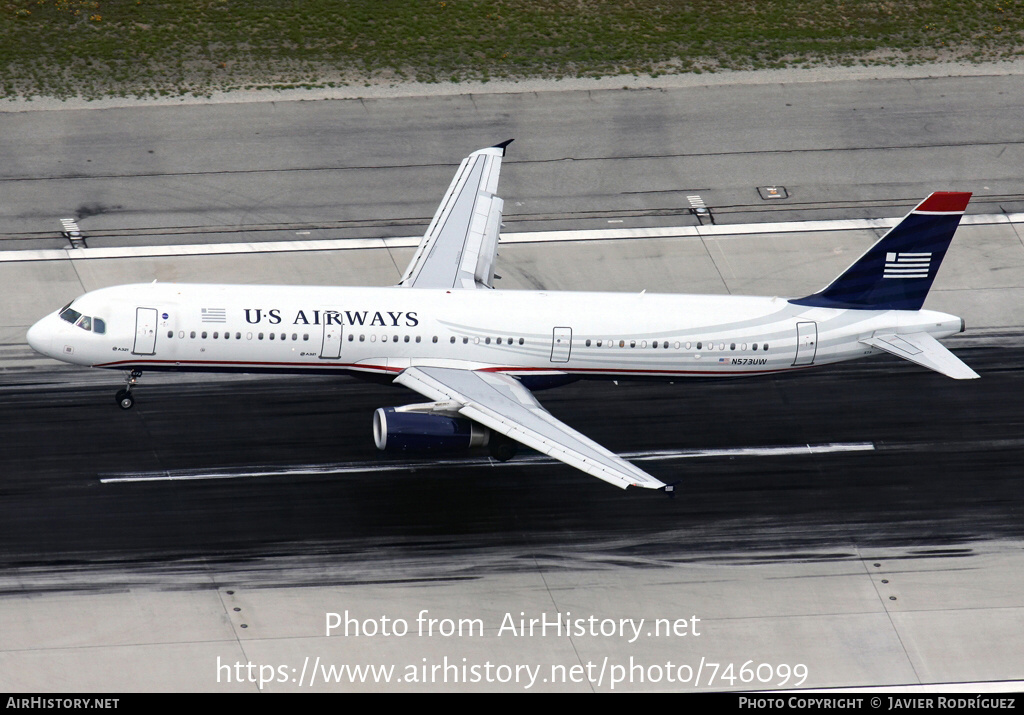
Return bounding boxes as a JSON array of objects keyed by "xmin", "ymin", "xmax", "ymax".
[{"xmin": 27, "ymin": 282, "xmax": 965, "ymax": 384}]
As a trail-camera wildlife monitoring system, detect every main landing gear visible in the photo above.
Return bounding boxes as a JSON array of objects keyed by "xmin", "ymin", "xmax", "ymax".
[{"xmin": 115, "ymin": 369, "xmax": 142, "ymax": 410}]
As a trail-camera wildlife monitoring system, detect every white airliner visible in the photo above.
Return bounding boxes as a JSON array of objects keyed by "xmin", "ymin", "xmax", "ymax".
[{"xmin": 26, "ymin": 141, "xmax": 977, "ymax": 492}]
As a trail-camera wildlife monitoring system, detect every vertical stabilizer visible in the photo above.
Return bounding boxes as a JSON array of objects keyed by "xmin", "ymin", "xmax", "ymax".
[{"xmin": 791, "ymin": 192, "xmax": 971, "ymax": 311}]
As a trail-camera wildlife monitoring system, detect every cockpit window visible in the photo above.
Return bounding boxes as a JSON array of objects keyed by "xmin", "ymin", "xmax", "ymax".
[
  {"xmin": 59, "ymin": 303, "xmax": 106, "ymax": 333},
  {"xmin": 59, "ymin": 306, "xmax": 82, "ymax": 325}
]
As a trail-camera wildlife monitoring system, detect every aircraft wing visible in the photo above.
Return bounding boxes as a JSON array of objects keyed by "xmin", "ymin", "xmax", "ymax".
[
  {"xmin": 860, "ymin": 332, "xmax": 979, "ymax": 380},
  {"xmin": 394, "ymin": 366, "xmax": 668, "ymax": 490},
  {"xmin": 398, "ymin": 141, "xmax": 512, "ymax": 290}
]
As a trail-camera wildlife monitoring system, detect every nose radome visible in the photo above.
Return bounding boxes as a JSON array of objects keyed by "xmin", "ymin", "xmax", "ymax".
[{"xmin": 26, "ymin": 318, "xmax": 52, "ymax": 357}]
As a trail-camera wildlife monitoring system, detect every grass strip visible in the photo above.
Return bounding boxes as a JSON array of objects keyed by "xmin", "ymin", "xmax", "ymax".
[{"xmin": 1, "ymin": 0, "xmax": 1022, "ymax": 100}]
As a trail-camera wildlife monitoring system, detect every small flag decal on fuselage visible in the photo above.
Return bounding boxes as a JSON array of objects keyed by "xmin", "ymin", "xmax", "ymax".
[
  {"xmin": 884, "ymin": 252, "xmax": 931, "ymax": 279},
  {"xmin": 201, "ymin": 308, "xmax": 227, "ymax": 322}
]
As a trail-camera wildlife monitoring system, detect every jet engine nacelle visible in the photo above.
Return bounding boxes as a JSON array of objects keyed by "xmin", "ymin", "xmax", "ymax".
[{"xmin": 372, "ymin": 406, "xmax": 491, "ymax": 453}]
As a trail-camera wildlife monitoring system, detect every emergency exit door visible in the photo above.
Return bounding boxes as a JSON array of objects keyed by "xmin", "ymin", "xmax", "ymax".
[
  {"xmin": 320, "ymin": 313, "xmax": 343, "ymax": 359},
  {"xmin": 550, "ymin": 327, "xmax": 572, "ymax": 363}
]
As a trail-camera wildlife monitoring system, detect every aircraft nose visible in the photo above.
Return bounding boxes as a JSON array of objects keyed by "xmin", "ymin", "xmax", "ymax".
[{"xmin": 26, "ymin": 317, "xmax": 54, "ymax": 358}]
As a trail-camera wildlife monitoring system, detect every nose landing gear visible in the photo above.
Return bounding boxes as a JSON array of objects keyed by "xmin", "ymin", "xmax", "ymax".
[{"xmin": 115, "ymin": 369, "xmax": 142, "ymax": 409}]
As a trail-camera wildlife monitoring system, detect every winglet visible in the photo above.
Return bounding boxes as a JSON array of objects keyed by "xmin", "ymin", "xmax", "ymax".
[{"xmin": 493, "ymin": 139, "xmax": 514, "ymax": 156}]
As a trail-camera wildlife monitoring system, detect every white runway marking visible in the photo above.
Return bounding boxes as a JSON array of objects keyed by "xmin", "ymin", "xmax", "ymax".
[
  {"xmin": 2, "ymin": 212, "xmax": 1020, "ymax": 263},
  {"xmin": 627, "ymin": 441, "xmax": 875, "ymax": 461},
  {"xmin": 99, "ymin": 441, "xmax": 875, "ymax": 483}
]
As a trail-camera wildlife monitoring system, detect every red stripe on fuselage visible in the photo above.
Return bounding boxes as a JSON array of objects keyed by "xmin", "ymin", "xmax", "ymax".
[{"xmin": 92, "ymin": 358, "xmax": 799, "ymax": 378}]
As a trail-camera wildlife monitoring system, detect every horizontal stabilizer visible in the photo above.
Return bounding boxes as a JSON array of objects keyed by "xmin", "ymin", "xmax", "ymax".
[{"xmin": 860, "ymin": 332, "xmax": 978, "ymax": 380}]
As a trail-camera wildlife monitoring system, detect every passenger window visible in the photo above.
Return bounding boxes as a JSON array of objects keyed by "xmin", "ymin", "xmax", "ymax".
[{"xmin": 190, "ymin": 331, "xmax": 197, "ymax": 339}]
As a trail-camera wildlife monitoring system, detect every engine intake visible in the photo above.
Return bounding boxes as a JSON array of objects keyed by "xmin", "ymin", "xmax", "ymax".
[{"xmin": 373, "ymin": 406, "xmax": 490, "ymax": 453}]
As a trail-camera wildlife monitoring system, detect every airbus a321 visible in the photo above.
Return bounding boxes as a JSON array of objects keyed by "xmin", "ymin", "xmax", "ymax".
[{"xmin": 27, "ymin": 141, "xmax": 977, "ymax": 492}]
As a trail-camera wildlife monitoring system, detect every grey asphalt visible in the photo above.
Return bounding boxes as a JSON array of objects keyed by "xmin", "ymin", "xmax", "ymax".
[{"xmin": 2, "ymin": 72, "xmax": 1023, "ymax": 248}]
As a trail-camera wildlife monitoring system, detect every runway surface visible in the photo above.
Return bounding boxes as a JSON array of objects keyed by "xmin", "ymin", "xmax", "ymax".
[
  {"xmin": 3, "ymin": 72, "xmax": 1024, "ymax": 251},
  {"xmin": 2, "ymin": 336, "xmax": 1019, "ymax": 590}
]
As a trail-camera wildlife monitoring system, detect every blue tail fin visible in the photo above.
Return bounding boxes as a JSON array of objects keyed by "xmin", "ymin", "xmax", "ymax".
[{"xmin": 791, "ymin": 192, "xmax": 971, "ymax": 311}]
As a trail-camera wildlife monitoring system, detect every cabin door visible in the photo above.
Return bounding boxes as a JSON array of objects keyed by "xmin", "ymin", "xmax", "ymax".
[
  {"xmin": 132, "ymin": 307, "xmax": 158, "ymax": 355},
  {"xmin": 793, "ymin": 321, "xmax": 817, "ymax": 366}
]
